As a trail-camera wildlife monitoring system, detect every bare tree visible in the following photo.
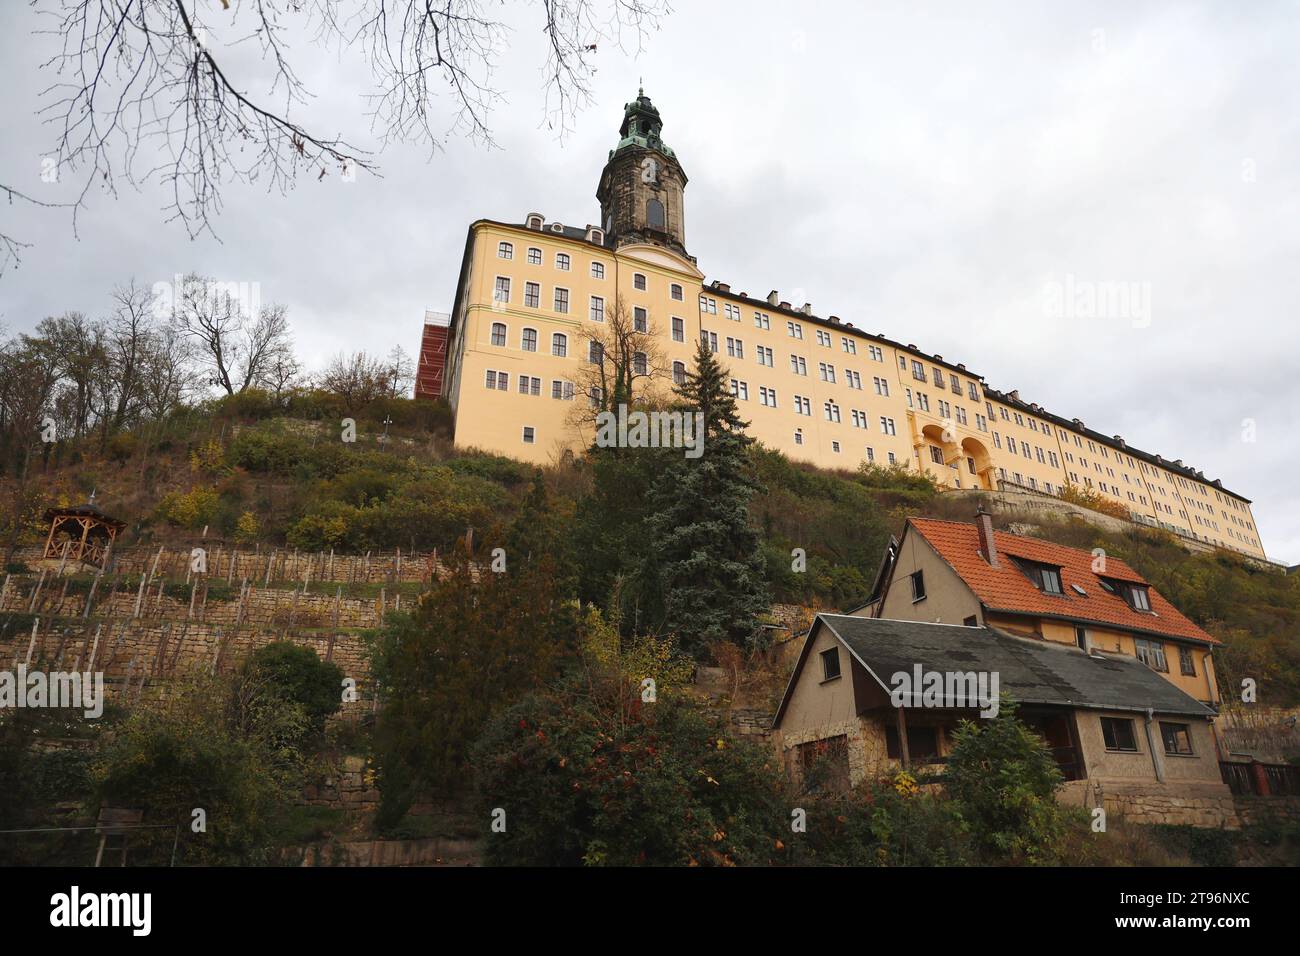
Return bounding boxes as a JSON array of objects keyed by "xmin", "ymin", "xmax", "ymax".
[
  {"xmin": 318, "ymin": 350, "xmax": 389, "ymax": 414},
  {"xmin": 167, "ymin": 274, "xmax": 294, "ymax": 395},
  {"xmin": 106, "ymin": 281, "xmax": 155, "ymax": 429},
  {"xmin": 382, "ymin": 345, "xmax": 416, "ymax": 400},
  {"xmin": 571, "ymin": 295, "xmax": 670, "ymax": 429},
  {"xmin": 137, "ymin": 323, "xmax": 199, "ymax": 419},
  {"xmin": 3, "ymin": 1, "xmax": 670, "ymax": 270}
]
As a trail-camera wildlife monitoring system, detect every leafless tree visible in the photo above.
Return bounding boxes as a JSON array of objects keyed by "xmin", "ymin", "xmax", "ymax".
[
  {"xmin": 167, "ymin": 273, "xmax": 294, "ymax": 395},
  {"xmin": 318, "ymin": 349, "xmax": 389, "ymax": 413},
  {"xmin": 137, "ymin": 323, "xmax": 200, "ymax": 419},
  {"xmin": 570, "ymin": 294, "xmax": 670, "ymax": 430},
  {"xmin": 382, "ymin": 345, "xmax": 416, "ymax": 400},
  {"xmin": 4, "ymin": 1, "xmax": 670, "ymax": 271}
]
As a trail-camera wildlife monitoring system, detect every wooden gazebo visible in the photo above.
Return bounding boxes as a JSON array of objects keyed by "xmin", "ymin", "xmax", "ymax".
[{"xmin": 42, "ymin": 502, "xmax": 126, "ymax": 570}]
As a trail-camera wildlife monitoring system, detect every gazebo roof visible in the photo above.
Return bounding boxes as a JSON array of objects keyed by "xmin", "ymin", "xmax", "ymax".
[{"xmin": 44, "ymin": 503, "xmax": 127, "ymax": 532}]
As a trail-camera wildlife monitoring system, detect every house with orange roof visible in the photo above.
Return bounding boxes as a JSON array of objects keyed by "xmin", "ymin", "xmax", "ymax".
[{"xmin": 857, "ymin": 510, "xmax": 1221, "ymax": 708}]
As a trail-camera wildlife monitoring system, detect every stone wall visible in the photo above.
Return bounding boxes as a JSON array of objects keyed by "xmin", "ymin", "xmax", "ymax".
[{"xmin": 1059, "ymin": 779, "xmax": 1241, "ymax": 829}]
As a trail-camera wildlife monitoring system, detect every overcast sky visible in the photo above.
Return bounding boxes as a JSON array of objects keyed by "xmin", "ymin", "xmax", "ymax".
[{"xmin": 2, "ymin": 1, "xmax": 1298, "ymax": 563}]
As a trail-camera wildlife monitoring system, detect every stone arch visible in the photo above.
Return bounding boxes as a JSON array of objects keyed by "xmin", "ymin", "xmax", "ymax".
[{"xmin": 960, "ymin": 436, "xmax": 996, "ymax": 490}]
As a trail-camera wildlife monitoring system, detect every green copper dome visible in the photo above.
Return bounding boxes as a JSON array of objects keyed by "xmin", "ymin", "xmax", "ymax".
[{"xmin": 610, "ymin": 87, "xmax": 676, "ymax": 160}]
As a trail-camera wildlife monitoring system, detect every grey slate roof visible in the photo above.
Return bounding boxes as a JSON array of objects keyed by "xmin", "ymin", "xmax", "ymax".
[{"xmin": 816, "ymin": 613, "xmax": 1215, "ymax": 719}]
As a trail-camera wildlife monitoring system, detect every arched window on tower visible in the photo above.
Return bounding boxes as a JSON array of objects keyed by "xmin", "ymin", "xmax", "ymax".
[{"xmin": 646, "ymin": 198, "xmax": 665, "ymax": 231}]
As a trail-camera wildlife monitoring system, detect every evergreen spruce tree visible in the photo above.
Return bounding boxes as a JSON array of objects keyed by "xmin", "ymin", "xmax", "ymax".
[{"xmin": 642, "ymin": 339, "xmax": 770, "ymax": 654}]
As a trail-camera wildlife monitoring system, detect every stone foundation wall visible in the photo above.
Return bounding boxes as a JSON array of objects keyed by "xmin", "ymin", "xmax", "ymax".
[
  {"xmin": 1059, "ymin": 779, "xmax": 1241, "ymax": 828},
  {"xmin": 777, "ymin": 717, "xmax": 890, "ymax": 787}
]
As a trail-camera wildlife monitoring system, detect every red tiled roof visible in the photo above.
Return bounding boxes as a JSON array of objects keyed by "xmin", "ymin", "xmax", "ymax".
[{"xmin": 908, "ymin": 518, "xmax": 1218, "ymax": 645}]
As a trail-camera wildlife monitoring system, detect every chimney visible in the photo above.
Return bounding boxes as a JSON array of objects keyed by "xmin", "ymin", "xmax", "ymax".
[
  {"xmin": 767, "ymin": 290, "xmax": 780, "ymax": 306},
  {"xmin": 801, "ymin": 302, "xmax": 813, "ymax": 315},
  {"xmin": 976, "ymin": 507, "xmax": 998, "ymax": 568}
]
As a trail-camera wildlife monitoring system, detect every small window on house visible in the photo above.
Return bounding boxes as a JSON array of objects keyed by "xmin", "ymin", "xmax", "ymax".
[
  {"xmin": 1100, "ymin": 717, "xmax": 1138, "ymax": 752},
  {"xmin": 521, "ymin": 328, "xmax": 537, "ymax": 352},
  {"xmin": 552, "ymin": 333, "xmax": 567, "ymax": 357},
  {"xmin": 527, "ymin": 216, "xmax": 543, "ymax": 230},
  {"xmin": 632, "ymin": 351, "xmax": 648, "ymax": 376},
  {"xmin": 1075, "ymin": 626, "xmax": 1088, "ymax": 650},
  {"xmin": 490, "ymin": 322, "xmax": 507, "ymax": 347},
  {"xmin": 633, "ymin": 273, "xmax": 647, "ymax": 291},
  {"xmin": 498, "ymin": 241, "xmax": 513, "ymax": 259},
  {"xmin": 672, "ymin": 361, "xmax": 686, "ymax": 385},
  {"xmin": 910, "ymin": 570, "xmax": 926, "ymax": 602},
  {"xmin": 1178, "ymin": 646, "xmax": 1196, "ymax": 677},
  {"xmin": 1160, "ymin": 722, "xmax": 1194, "ymax": 756},
  {"xmin": 885, "ymin": 725, "xmax": 940, "ymax": 762},
  {"xmin": 522, "ymin": 426, "xmax": 536, "ymax": 444},
  {"xmin": 556, "ymin": 252, "xmax": 570, "ymax": 270},
  {"xmin": 1135, "ymin": 638, "xmax": 1168, "ymax": 672},
  {"xmin": 820, "ymin": 648, "xmax": 841, "ymax": 682},
  {"xmin": 590, "ymin": 261, "xmax": 605, "ymax": 279},
  {"xmin": 963, "ymin": 615, "xmax": 978, "ymax": 627},
  {"xmin": 671, "ymin": 283, "xmax": 683, "ymax": 301},
  {"xmin": 1129, "ymin": 586, "xmax": 1152, "ymax": 611},
  {"xmin": 527, "ymin": 247, "xmax": 543, "ymax": 265}
]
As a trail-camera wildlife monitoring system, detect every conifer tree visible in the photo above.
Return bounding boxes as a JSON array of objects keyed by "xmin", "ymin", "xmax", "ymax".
[{"xmin": 641, "ymin": 339, "xmax": 770, "ymax": 654}]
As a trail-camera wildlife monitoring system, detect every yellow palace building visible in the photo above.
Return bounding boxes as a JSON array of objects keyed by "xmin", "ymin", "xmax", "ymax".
[{"xmin": 425, "ymin": 90, "xmax": 1267, "ymax": 561}]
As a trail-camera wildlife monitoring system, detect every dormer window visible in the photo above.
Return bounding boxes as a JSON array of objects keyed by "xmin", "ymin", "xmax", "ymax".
[
  {"xmin": 526, "ymin": 215, "xmax": 543, "ymax": 230},
  {"xmin": 1129, "ymin": 586, "xmax": 1151, "ymax": 611},
  {"xmin": 1013, "ymin": 558, "xmax": 1063, "ymax": 594}
]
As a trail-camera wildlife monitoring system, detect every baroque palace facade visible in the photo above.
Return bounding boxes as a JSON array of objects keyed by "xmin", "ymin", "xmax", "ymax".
[{"xmin": 422, "ymin": 91, "xmax": 1267, "ymax": 561}]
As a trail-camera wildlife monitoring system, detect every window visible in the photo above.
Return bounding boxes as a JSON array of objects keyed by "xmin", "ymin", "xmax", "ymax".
[
  {"xmin": 699, "ymin": 295, "xmax": 717, "ymax": 314},
  {"xmin": 671, "ymin": 283, "xmax": 683, "ymax": 301},
  {"xmin": 842, "ymin": 337, "xmax": 856, "ymax": 354},
  {"xmin": 701, "ymin": 330, "xmax": 718, "ymax": 353},
  {"xmin": 818, "ymin": 362, "xmax": 835, "ymax": 383},
  {"xmin": 759, "ymin": 386, "xmax": 778, "ymax": 407},
  {"xmin": 730, "ymin": 379, "xmax": 749, "ymax": 401},
  {"xmin": 634, "ymin": 306, "xmax": 648, "ymax": 332},
  {"xmin": 911, "ymin": 360, "xmax": 926, "ymax": 381},
  {"xmin": 493, "ymin": 276, "xmax": 511, "ymax": 303},
  {"xmin": 556, "ymin": 253, "xmax": 570, "ymax": 271},
  {"xmin": 552, "ymin": 333, "xmax": 567, "ymax": 357},
  {"xmin": 590, "ymin": 261, "xmax": 605, "ymax": 278},
  {"xmin": 524, "ymin": 282, "xmax": 540, "ymax": 308},
  {"xmin": 823, "ymin": 401, "xmax": 840, "ymax": 423},
  {"xmin": 1179, "ymin": 646, "xmax": 1196, "ymax": 677},
  {"xmin": 910, "ymin": 570, "xmax": 926, "ymax": 602},
  {"xmin": 672, "ymin": 316, "xmax": 684, "ymax": 342},
  {"xmin": 590, "ymin": 296, "xmax": 605, "ymax": 323},
  {"xmin": 490, "ymin": 322, "xmax": 507, "ymax": 347},
  {"xmin": 633, "ymin": 351, "xmax": 647, "ymax": 376},
  {"xmin": 1101, "ymin": 717, "xmax": 1138, "ymax": 752},
  {"xmin": 498, "ymin": 241, "xmax": 513, "ymax": 259},
  {"xmin": 633, "ymin": 272, "xmax": 647, "ymax": 291},
  {"xmin": 588, "ymin": 340, "xmax": 603, "ymax": 364},
  {"xmin": 881, "ymin": 417, "xmax": 896, "ymax": 436},
  {"xmin": 1016, "ymin": 560, "xmax": 1063, "ymax": 594},
  {"xmin": 1129, "ymin": 586, "xmax": 1152, "ymax": 612},
  {"xmin": 553, "ymin": 288, "xmax": 570, "ymax": 313},
  {"xmin": 754, "ymin": 312, "xmax": 770, "ymax": 330},
  {"xmin": 1075, "ymin": 626, "xmax": 1088, "ymax": 650},
  {"xmin": 588, "ymin": 386, "xmax": 603, "ymax": 408},
  {"xmin": 757, "ymin": 345, "xmax": 774, "ymax": 366},
  {"xmin": 522, "ymin": 426, "xmax": 536, "ymax": 444},
  {"xmin": 794, "ymin": 396, "xmax": 811, "ymax": 416},
  {"xmin": 672, "ymin": 361, "xmax": 687, "ymax": 385},
  {"xmin": 787, "ymin": 321, "xmax": 803, "ymax": 339},
  {"xmin": 816, "ymin": 329, "xmax": 831, "ymax": 347},
  {"xmin": 484, "ymin": 369, "xmax": 508, "ymax": 390},
  {"xmin": 1160, "ymin": 722, "xmax": 1194, "ymax": 756},
  {"xmin": 932, "ymin": 367, "xmax": 943, "ymax": 387},
  {"xmin": 793, "ymin": 429, "xmax": 804, "ymax": 445},
  {"xmin": 820, "ymin": 648, "xmax": 841, "ymax": 681},
  {"xmin": 790, "ymin": 355, "xmax": 807, "ymax": 375},
  {"xmin": 873, "ymin": 377, "xmax": 889, "ymax": 396},
  {"xmin": 968, "ymin": 382, "xmax": 979, "ymax": 401},
  {"xmin": 885, "ymin": 725, "xmax": 940, "ymax": 762},
  {"xmin": 868, "ymin": 345, "xmax": 883, "ymax": 362},
  {"xmin": 527, "ymin": 247, "xmax": 542, "ymax": 265},
  {"xmin": 726, "ymin": 337, "xmax": 744, "ymax": 358},
  {"xmin": 1135, "ymin": 638, "xmax": 1168, "ymax": 672},
  {"xmin": 521, "ymin": 328, "xmax": 538, "ymax": 352},
  {"xmin": 551, "ymin": 380, "xmax": 574, "ymax": 400},
  {"xmin": 646, "ymin": 198, "xmax": 665, "ymax": 229},
  {"xmin": 725, "ymin": 303, "xmax": 742, "ymax": 322},
  {"xmin": 518, "ymin": 375, "xmax": 541, "ymax": 396},
  {"xmin": 929, "ymin": 446, "xmax": 944, "ymax": 465}
]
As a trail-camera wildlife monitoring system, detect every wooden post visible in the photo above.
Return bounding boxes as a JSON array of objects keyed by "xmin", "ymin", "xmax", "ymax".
[
  {"xmin": 56, "ymin": 539, "xmax": 70, "ymax": 577},
  {"xmin": 133, "ymin": 572, "xmax": 147, "ymax": 619},
  {"xmin": 82, "ymin": 571, "xmax": 103, "ymax": 619},
  {"xmin": 265, "ymin": 550, "xmax": 275, "ymax": 587},
  {"xmin": 333, "ymin": 586, "xmax": 341, "ymax": 627},
  {"xmin": 28, "ymin": 570, "xmax": 47, "ymax": 613},
  {"xmin": 0, "ymin": 573, "xmax": 10, "ymax": 609},
  {"xmin": 188, "ymin": 582, "xmax": 197, "ymax": 620},
  {"xmin": 25, "ymin": 618, "xmax": 40, "ymax": 667},
  {"xmin": 87, "ymin": 624, "xmax": 103, "ymax": 673},
  {"xmin": 896, "ymin": 706, "xmax": 912, "ymax": 771}
]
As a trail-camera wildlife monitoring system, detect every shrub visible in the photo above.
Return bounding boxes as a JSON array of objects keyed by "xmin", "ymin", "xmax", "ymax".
[
  {"xmin": 105, "ymin": 431, "xmax": 139, "ymax": 462},
  {"xmin": 156, "ymin": 486, "xmax": 220, "ymax": 529},
  {"xmin": 241, "ymin": 642, "xmax": 344, "ymax": 732}
]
